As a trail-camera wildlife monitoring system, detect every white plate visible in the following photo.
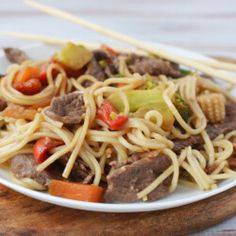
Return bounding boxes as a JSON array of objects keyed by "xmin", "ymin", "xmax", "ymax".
[{"xmin": 0, "ymin": 42, "xmax": 236, "ymax": 213}]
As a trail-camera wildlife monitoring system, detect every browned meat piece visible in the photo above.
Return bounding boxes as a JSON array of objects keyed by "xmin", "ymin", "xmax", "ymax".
[
  {"xmin": 0, "ymin": 99, "xmax": 7, "ymax": 111},
  {"xmin": 227, "ymin": 140, "xmax": 236, "ymax": 169},
  {"xmin": 205, "ymin": 163, "xmax": 219, "ymax": 174},
  {"xmin": 3, "ymin": 47, "xmax": 30, "ymax": 64},
  {"xmin": 84, "ymin": 50, "xmax": 118, "ymax": 83},
  {"xmin": 128, "ymin": 54, "xmax": 181, "ymax": 78},
  {"xmin": 10, "ymin": 154, "xmax": 59, "ymax": 186},
  {"xmin": 228, "ymin": 156, "xmax": 236, "ymax": 169},
  {"xmin": 93, "ymin": 49, "xmax": 110, "ymax": 61},
  {"xmin": 45, "ymin": 92, "xmax": 85, "ymax": 125},
  {"xmin": 59, "ymin": 155, "xmax": 93, "ymax": 184},
  {"xmin": 104, "ymin": 62, "xmax": 119, "ymax": 77},
  {"xmin": 173, "ymin": 102, "xmax": 236, "ymax": 153},
  {"xmin": 85, "ymin": 50, "xmax": 181, "ymax": 82},
  {"xmin": 93, "ymin": 49, "xmax": 119, "ymax": 75},
  {"xmin": 85, "ymin": 58, "xmax": 107, "ymax": 81},
  {"xmin": 104, "ymin": 155, "xmax": 171, "ymax": 203}
]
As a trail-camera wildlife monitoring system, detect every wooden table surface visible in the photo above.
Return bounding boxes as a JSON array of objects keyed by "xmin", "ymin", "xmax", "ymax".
[{"xmin": 0, "ymin": 0, "xmax": 236, "ymax": 235}]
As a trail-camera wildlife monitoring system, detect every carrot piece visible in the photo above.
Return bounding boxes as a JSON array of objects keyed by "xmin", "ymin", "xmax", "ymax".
[
  {"xmin": 49, "ymin": 180, "xmax": 104, "ymax": 203},
  {"xmin": 3, "ymin": 104, "xmax": 37, "ymax": 120},
  {"xmin": 29, "ymin": 100, "xmax": 51, "ymax": 110},
  {"xmin": 14, "ymin": 66, "xmax": 41, "ymax": 84}
]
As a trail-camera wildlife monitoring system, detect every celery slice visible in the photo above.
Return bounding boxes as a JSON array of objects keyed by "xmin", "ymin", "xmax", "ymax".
[{"xmin": 108, "ymin": 89, "xmax": 175, "ymax": 130}]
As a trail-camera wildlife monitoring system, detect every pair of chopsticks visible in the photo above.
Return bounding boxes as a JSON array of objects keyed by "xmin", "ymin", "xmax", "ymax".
[{"xmin": 2, "ymin": 0, "xmax": 236, "ymax": 85}]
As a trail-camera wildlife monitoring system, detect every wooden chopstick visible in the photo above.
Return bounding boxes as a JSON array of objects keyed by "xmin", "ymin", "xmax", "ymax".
[
  {"xmin": 1, "ymin": 31, "xmax": 67, "ymax": 45},
  {"xmin": 1, "ymin": 31, "xmax": 98, "ymax": 49},
  {"xmin": 196, "ymin": 59, "xmax": 236, "ymax": 71},
  {"xmin": 0, "ymin": 31, "xmax": 147, "ymax": 55},
  {"xmin": 3, "ymin": 31, "xmax": 234, "ymax": 71},
  {"xmin": 3, "ymin": 31, "xmax": 236, "ymax": 75},
  {"xmin": 23, "ymin": 0, "xmax": 236, "ymax": 85}
]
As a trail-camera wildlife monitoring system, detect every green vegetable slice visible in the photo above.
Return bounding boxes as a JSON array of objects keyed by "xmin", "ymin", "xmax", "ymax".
[
  {"xmin": 56, "ymin": 42, "xmax": 92, "ymax": 70},
  {"xmin": 172, "ymin": 92, "xmax": 190, "ymax": 122},
  {"xmin": 180, "ymin": 69, "xmax": 192, "ymax": 76},
  {"xmin": 108, "ymin": 88, "xmax": 175, "ymax": 131}
]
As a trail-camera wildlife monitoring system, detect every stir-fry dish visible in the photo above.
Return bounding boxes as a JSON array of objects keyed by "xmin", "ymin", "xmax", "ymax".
[{"xmin": 1, "ymin": 43, "xmax": 236, "ymax": 203}]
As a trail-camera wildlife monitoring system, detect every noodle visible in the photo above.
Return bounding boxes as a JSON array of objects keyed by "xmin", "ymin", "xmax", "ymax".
[
  {"xmin": 11, "ymin": 174, "xmax": 46, "ymax": 190},
  {"xmin": 201, "ymin": 130, "xmax": 215, "ymax": 165}
]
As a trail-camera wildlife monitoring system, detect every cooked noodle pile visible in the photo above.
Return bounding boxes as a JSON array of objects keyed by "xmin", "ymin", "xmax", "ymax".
[{"xmin": 0, "ymin": 45, "xmax": 236, "ymax": 202}]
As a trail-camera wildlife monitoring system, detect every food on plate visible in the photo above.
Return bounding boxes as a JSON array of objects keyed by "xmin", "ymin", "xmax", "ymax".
[{"xmin": 1, "ymin": 42, "xmax": 236, "ymax": 203}]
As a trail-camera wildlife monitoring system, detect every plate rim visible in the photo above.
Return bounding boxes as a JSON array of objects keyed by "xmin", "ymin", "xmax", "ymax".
[{"xmin": 1, "ymin": 172, "xmax": 236, "ymax": 213}]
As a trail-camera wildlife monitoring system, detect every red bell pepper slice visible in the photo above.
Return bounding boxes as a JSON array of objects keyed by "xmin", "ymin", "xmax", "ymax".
[
  {"xmin": 13, "ymin": 66, "xmax": 43, "ymax": 95},
  {"xmin": 14, "ymin": 66, "xmax": 40, "ymax": 84},
  {"xmin": 97, "ymin": 100, "xmax": 128, "ymax": 130},
  {"xmin": 14, "ymin": 78, "xmax": 42, "ymax": 95},
  {"xmin": 39, "ymin": 63, "xmax": 48, "ymax": 85},
  {"xmin": 33, "ymin": 137, "xmax": 64, "ymax": 164}
]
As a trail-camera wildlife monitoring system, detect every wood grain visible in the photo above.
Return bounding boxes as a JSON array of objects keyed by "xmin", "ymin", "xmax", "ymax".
[{"xmin": 0, "ymin": 183, "xmax": 236, "ymax": 236}]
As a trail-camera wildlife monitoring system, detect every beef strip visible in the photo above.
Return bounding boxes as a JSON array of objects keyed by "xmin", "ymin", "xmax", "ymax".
[
  {"xmin": 104, "ymin": 62, "xmax": 118, "ymax": 77},
  {"xmin": 45, "ymin": 92, "xmax": 85, "ymax": 125},
  {"xmin": 85, "ymin": 57, "xmax": 107, "ymax": 81},
  {"xmin": 104, "ymin": 153, "xmax": 171, "ymax": 203},
  {"xmin": 128, "ymin": 54, "xmax": 182, "ymax": 78},
  {"xmin": 173, "ymin": 102, "xmax": 236, "ymax": 153},
  {"xmin": 93, "ymin": 49, "xmax": 118, "ymax": 76},
  {"xmin": 10, "ymin": 154, "xmax": 60, "ymax": 186},
  {"xmin": 93, "ymin": 49, "xmax": 110, "ymax": 61},
  {"xmin": 85, "ymin": 49, "xmax": 182, "ymax": 84},
  {"xmin": 3, "ymin": 47, "xmax": 30, "ymax": 64},
  {"xmin": 84, "ymin": 50, "xmax": 118, "ymax": 83},
  {"xmin": 226, "ymin": 141, "xmax": 236, "ymax": 169},
  {"xmin": 58, "ymin": 155, "xmax": 93, "ymax": 184},
  {"xmin": 0, "ymin": 99, "xmax": 7, "ymax": 111},
  {"xmin": 205, "ymin": 163, "xmax": 219, "ymax": 174},
  {"xmin": 228, "ymin": 157, "xmax": 236, "ymax": 169}
]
